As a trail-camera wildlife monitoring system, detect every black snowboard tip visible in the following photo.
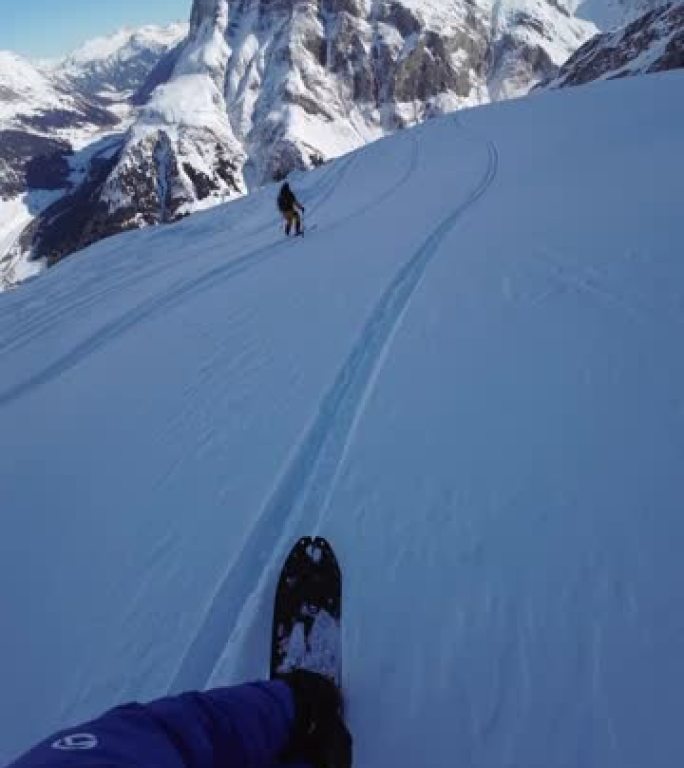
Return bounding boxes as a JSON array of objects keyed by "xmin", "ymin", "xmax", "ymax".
[{"xmin": 270, "ymin": 536, "xmax": 341, "ymax": 681}]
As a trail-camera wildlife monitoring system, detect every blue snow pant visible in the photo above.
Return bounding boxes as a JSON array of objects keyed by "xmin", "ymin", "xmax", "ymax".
[{"xmin": 8, "ymin": 681, "xmax": 310, "ymax": 768}]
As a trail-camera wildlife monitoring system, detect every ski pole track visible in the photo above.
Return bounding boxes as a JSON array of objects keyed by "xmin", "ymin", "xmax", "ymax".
[
  {"xmin": 1, "ymin": 198, "xmax": 299, "ymax": 357},
  {"xmin": 168, "ymin": 135, "xmax": 498, "ymax": 693}
]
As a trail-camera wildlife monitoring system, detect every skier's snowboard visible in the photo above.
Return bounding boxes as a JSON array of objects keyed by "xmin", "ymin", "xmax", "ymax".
[
  {"xmin": 284, "ymin": 225, "xmax": 316, "ymax": 238},
  {"xmin": 270, "ymin": 536, "xmax": 341, "ymax": 685}
]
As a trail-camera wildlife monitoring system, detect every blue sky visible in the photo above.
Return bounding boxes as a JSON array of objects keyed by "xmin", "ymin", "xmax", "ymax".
[{"xmin": 0, "ymin": 0, "xmax": 190, "ymax": 58}]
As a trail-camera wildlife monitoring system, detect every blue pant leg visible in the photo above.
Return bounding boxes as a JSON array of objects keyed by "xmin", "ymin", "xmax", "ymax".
[{"xmin": 8, "ymin": 681, "xmax": 299, "ymax": 768}]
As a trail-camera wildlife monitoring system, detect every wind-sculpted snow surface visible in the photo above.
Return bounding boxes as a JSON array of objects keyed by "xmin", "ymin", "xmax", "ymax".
[{"xmin": 1, "ymin": 72, "xmax": 684, "ymax": 767}]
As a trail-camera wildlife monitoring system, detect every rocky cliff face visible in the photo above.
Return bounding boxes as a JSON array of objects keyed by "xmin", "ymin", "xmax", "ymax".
[
  {"xmin": 99, "ymin": 1, "xmax": 244, "ymax": 223},
  {"xmin": 220, "ymin": 0, "xmax": 595, "ymax": 182},
  {"xmin": 542, "ymin": 0, "xmax": 683, "ymax": 87}
]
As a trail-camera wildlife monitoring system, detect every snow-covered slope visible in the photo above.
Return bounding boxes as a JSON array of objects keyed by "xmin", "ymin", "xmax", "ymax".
[
  {"xmin": 1, "ymin": 70, "xmax": 683, "ymax": 766},
  {"xmin": 544, "ymin": 0, "xmax": 684, "ymax": 86}
]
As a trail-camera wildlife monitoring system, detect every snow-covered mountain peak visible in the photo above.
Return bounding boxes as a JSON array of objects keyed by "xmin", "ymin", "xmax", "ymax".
[
  {"xmin": 542, "ymin": 0, "xmax": 684, "ymax": 85},
  {"xmin": 141, "ymin": 1, "xmax": 230, "ymax": 124},
  {"xmin": 0, "ymin": 51, "xmax": 60, "ymax": 107},
  {"xmin": 0, "ymin": 22, "xmax": 196, "ymax": 287},
  {"xmin": 53, "ymin": 23, "xmax": 189, "ymax": 97},
  {"xmin": 62, "ymin": 23, "xmax": 189, "ymax": 67},
  {"xmin": 190, "ymin": 0, "xmax": 228, "ymax": 33},
  {"xmin": 177, "ymin": 0, "xmax": 229, "ymax": 84},
  {"xmin": 487, "ymin": 0, "xmax": 598, "ymax": 97},
  {"xmin": 0, "ymin": 50, "xmax": 97, "ymax": 131},
  {"xmin": 91, "ymin": 0, "xmax": 242, "ymax": 245}
]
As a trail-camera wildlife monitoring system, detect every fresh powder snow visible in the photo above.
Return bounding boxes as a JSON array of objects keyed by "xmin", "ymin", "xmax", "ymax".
[{"xmin": 1, "ymin": 70, "xmax": 683, "ymax": 767}]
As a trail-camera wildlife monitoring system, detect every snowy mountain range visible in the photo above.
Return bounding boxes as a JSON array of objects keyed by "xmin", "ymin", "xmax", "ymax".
[
  {"xmin": 0, "ymin": 24, "xmax": 188, "ymax": 141},
  {"xmin": 34, "ymin": 0, "xmax": 596, "ymax": 259},
  {"xmin": 544, "ymin": 0, "xmax": 683, "ymax": 86},
  {"xmin": 1, "ymin": 0, "xmax": 683, "ymax": 289},
  {"xmin": 1, "ymin": 66, "xmax": 683, "ymax": 768},
  {"xmin": 0, "ymin": 23, "xmax": 188, "ymax": 285},
  {"xmin": 55, "ymin": 24, "xmax": 190, "ymax": 98}
]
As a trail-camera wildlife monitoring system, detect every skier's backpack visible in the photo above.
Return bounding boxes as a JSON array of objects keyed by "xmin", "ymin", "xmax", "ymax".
[{"xmin": 278, "ymin": 184, "xmax": 296, "ymax": 213}]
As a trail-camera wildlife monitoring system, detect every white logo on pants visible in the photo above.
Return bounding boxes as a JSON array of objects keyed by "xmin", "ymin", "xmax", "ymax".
[{"xmin": 51, "ymin": 733, "xmax": 98, "ymax": 751}]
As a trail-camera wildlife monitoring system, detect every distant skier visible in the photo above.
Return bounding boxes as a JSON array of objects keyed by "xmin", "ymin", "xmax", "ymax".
[
  {"xmin": 277, "ymin": 182, "xmax": 305, "ymax": 236},
  {"xmin": 8, "ymin": 670, "xmax": 351, "ymax": 768}
]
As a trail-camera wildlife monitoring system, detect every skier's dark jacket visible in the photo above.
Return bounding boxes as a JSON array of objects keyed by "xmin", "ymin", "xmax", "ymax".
[
  {"xmin": 8, "ymin": 681, "xmax": 310, "ymax": 768},
  {"xmin": 277, "ymin": 183, "xmax": 299, "ymax": 214}
]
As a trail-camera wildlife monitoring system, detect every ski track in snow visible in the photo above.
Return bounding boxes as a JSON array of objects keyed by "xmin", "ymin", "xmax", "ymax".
[
  {"xmin": 0, "ymin": 155, "xmax": 366, "ymax": 408},
  {"xmin": 330, "ymin": 133, "xmax": 420, "ymax": 232},
  {"xmin": 168, "ymin": 130, "xmax": 498, "ymax": 693},
  {"xmin": 301, "ymin": 151, "xmax": 358, "ymax": 219},
  {"xmin": 0, "ymin": 241, "xmax": 282, "ymax": 408},
  {"xmin": 0, "ymin": 256, "xmax": 195, "ymax": 357},
  {"xmin": 0, "ymin": 152, "xmax": 359, "ymax": 359},
  {"xmin": 228, "ymin": 150, "xmax": 359, "ymax": 242},
  {"xmin": 0, "ymin": 131, "xmax": 425, "ymax": 408},
  {"xmin": 0, "ymin": 131, "xmax": 417, "ymax": 362},
  {"xmin": 3, "ymin": 73, "xmax": 684, "ymax": 766}
]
